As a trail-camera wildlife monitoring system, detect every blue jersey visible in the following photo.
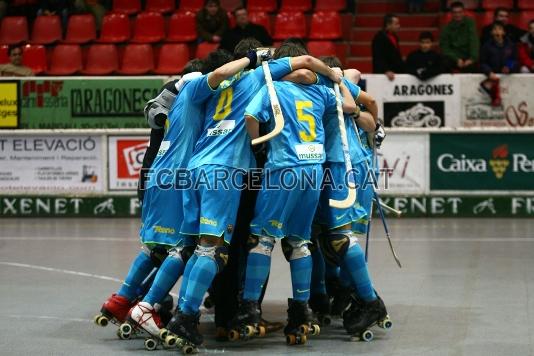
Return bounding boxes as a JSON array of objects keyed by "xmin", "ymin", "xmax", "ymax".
[
  {"xmin": 146, "ymin": 75, "xmax": 209, "ymax": 189},
  {"xmin": 317, "ymin": 75, "xmax": 367, "ymax": 164},
  {"xmin": 187, "ymin": 58, "xmax": 293, "ymax": 171},
  {"xmin": 245, "ymin": 81, "xmax": 337, "ymax": 171}
]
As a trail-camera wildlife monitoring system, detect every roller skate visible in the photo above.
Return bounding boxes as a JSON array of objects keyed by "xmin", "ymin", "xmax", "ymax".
[
  {"xmin": 118, "ymin": 302, "xmax": 169, "ymax": 350},
  {"xmin": 344, "ymin": 295, "xmax": 392, "ymax": 342},
  {"xmin": 228, "ymin": 300, "xmax": 266, "ymax": 341},
  {"xmin": 157, "ymin": 294, "xmax": 174, "ymax": 326},
  {"xmin": 164, "ymin": 311, "xmax": 202, "ymax": 354},
  {"xmin": 284, "ymin": 298, "xmax": 320, "ymax": 346},
  {"xmin": 342, "ymin": 294, "xmax": 363, "ymax": 331},
  {"xmin": 309, "ymin": 293, "xmax": 332, "ymax": 326},
  {"xmin": 94, "ymin": 294, "xmax": 133, "ymax": 328},
  {"xmin": 215, "ymin": 326, "xmax": 229, "ymax": 342},
  {"xmin": 259, "ymin": 318, "xmax": 284, "ymax": 334},
  {"xmin": 330, "ymin": 285, "xmax": 353, "ymax": 318}
]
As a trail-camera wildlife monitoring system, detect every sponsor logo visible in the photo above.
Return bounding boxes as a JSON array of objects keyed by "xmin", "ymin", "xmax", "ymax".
[
  {"xmin": 153, "ymin": 225, "xmax": 176, "ymax": 234},
  {"xmin": 488, "ymin": 145, "xmax": 509, "ymax": 179},
  {"xmin": 295, "ymin": 143, "xmax": 324, "ymax": 160},
  {"xmin": 269, "ymin": 220, "xmax": 283, "ymax": 229},
  {"xmin": 473, "ymin": 198, "xmax": 496, "ymax": 215},
  {"xmin": 200, "ymin": 216, "xmax": 218, "ymax": 227},
  {"xmin": 21, "ymin": 80, "xmax": 65, "ymax": 108},
  {"xmin": 393, "ymin": 84, "xmax": 454, "ymax": 96},
  {"xmin": 384, "ymin": 101, "xmax": 444, "ymax": 128},
  {"xmin": 207, "ymin": 120, "xmax": 235, "ymax": 136},
  {"xmin": 157, "ymin": 141, "xmax": 170, "ymax": 156},
  {"xmin": 116, "ymin": 139, "xmax": 148, "ymax": 178},
  {"xmin": 81, "ymin": 165, "xmax": 98, "ymax": 183},
  {"xmin": 505, "ymin": 102, "xmax": 534, "ymax": 127},
  {"xmin": 0, "ymin": 81, "xmax": 19, "ymax": 128},
  {"xmin": 94, "ymin": 198, "xmax": 115, "ymax": 215}
]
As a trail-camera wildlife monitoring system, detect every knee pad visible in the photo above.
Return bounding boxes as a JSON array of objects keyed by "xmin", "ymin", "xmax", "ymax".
[
  {"xmin": 148, "ymin": 245, "xmax": 169, "ymax": 267},
  {"xmin": 281, "ymin": 238, "xmax": 310, "ymax": 262},
  {"xmin": 194, "ymin": 244, "xmax": 229, "ymax": 273},
  {"xmin": 248, "ymin": 235, "xmax": 275, "ymax": 257},
  {"xmin": 321, "ymin": 231, "xmax": 358, "ymax": 266},
  {"xmin": 167, "ymin": 245, "xmax": 195, "ymax": 264}
]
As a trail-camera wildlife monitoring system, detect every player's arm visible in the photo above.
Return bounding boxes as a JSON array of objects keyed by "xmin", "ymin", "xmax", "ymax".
[
  {"xmin": 207, "ymin": 57, "xmax": 250, "ymax": 89},
  {"xmin": 245, "ymin": 116, "xmax": 260, "ymax": 140},
  {"xmin": 339, "ymin": 81, "xmax": 357, "ymax": 114},
  {"xmin": 343, "ymin": 68, "xmax": 361, "ymax": 84},
  {"xmin": 281, "ymin": 69, "xmax": 317, "ymax": 85},
  {"xmin": 290, "ymin": 55, "xmax": 342, "ymax": 83},
  {"xmin": 356, "ymin": 90, "xmax": 378, "ymax": 128}
]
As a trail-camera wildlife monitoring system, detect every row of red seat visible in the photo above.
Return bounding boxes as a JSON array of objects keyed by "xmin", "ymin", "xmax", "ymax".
[
  {"xmin": 440, "ymin": 10, "xmax": 534, "ymax": 29},
  {"xmin": 448, "ymin": 0, "xmax": 534, "ymax": 10},
  {"xmin": 0, "ymin": 41, "xmax": 337, "ymax": 76},
  {"xmin": 112, "ymin": 0, "xmax": 347, "ymax": 14},
  {"xmin": 0, "ymin": 10, "xmax": 342, "ymax": 46}
]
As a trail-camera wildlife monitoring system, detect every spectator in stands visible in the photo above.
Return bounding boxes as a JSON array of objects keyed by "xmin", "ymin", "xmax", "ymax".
[
  {"xmin": 38, "ymin": 0, "xmax": 70, "ymax": 29},
  {"xmin": 220, "ymin": 7, "xmax": 272, "ymax": 54},
  {"xmin": 518, "ymin": 20, "xmax": 534, "ymax": 73},
  {"xmin": 406, "ymin": 31, "xmax": 444, "ymax": 80},
  {"xmin": 196, "ymin": 0, "xmax": 229, "ymax": 43},
  {"xmin": 72, "ymin": 0, "xmax": 111, "ymax": 31},
  {"xmin": 480, "ymin": 22, "xmax": 518, "ymax": 106},
  {"xmin": 407, "ymin": 0, "xmax": 424, "ymax": 13},
  {"xmin": 372, "ymin": 13, "xmax": 405, "ymax": 81},
  {"xmin": 0, "ymin": 45, "xmax": 33, "ymax": 77},
  {"xmin": 440, "ymin": 1, "xmax": 478, "ymax": 73},
  {"xmin": 481, "ymin": 7, "xmax": 525, "ymax": 45}
]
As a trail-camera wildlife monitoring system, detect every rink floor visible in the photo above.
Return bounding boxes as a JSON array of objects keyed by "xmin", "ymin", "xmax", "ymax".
[{"xmin": 0, "ymin": 218, "xmax": 533, "ymax": 356}]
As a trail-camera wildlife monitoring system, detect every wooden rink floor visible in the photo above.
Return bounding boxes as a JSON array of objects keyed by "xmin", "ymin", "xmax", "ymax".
[{"xmin": 0, "ymin": 218, "xmax": 533, "ymax": 356}]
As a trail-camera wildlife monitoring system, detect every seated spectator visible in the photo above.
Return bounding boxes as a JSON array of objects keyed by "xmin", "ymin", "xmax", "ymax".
[
  {"xmin": 196, "ymin": 0, "xmax": 229, "ymax": 43},
  {"xmin": 406, "ymin": 31, "xmax": 444, "ymax": 80},
  {"xmin": 372, "ymin": 13, "xmax": 405, "ymax": 81},
  {"xmin": 0, "ymin": 45, "xmax": 33, "ymax": 77},
  {"xmin": 480, "ymin": 22, "xmax": 518, "ymax": 106},
  {"xmin": 518, "ymin": 20, "xmax": 534, "ymax": 73},
  {"xmin": 481, "ymin": 7, "xmax": 525, "ymax": 45},
  {"xmin": 440, "ymin": 1, "xmax": 478, "ymax": 73},
  {"xmin": 220, "ymin": 7, "xmax": 272, "ymax": 54},
  {"xmin": 38, "ymin": 0, "xmax": 70, "ymax": 29}
]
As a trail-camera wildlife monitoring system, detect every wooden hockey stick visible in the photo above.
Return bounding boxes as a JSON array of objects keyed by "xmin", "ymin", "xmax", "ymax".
[
  {"xmin": 377, "ymin": 200, "xmax": 402, "ymax": 217},
  {"xmin": 251, "ymin": 61, "xmax": 284, "ymax": 146},
  {"xmin": 329, "ymin": 83, "xmax": 357, "ymax": 209}
]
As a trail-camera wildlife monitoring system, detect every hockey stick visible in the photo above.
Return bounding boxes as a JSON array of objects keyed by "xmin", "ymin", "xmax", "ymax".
[
  {"xmin": 329, "ymin": 83, "xmax": 357, "ymax": 209},
  {"xmin": 376, "ymin": 199, "xmax": 402, "ymax": 217},
  {"xmin": 353, "ymin": 120, "xmax": 402, "ymax": 268},
  {"xmin": 251, "ymin": 61, "xmax": 284, "ymax": 146}
]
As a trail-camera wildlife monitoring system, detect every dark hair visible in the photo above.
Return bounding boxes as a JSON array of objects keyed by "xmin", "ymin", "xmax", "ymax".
[
  {"xmin": 491, "ymin": 21, "xmax": 506, "ymax": 32},
  {"xmin": 273, "ymin": 43, "xmax": 307, "ymax": 59},
  {"xmin": 319, "ymin": 56, "xmax": 343, "ymax": 69},
  {"xmin": 233, "ymin": 6, "xmax": 246, "ymax": 15},
  {"xmin": 233, "ymin": 38, "xmax": 262, "ymax": 59},
  {"xmin": 281, "ymin": 38, "xmax": 308, "ymax": 53},
  {"xmin": 449, "ymin": 1, "xmax": 464, "ymax": 10},
  {"xmin": 493, "ymin": 7, "xmax": 508, "ymax": 18},
  {"xmin": 204, "ymin": 0, "xmax": 219, "ymax": 6},
  {"xmin": 530, "ymin": 19, "xmax": 534, "ymax": 26},
  {"xmin": 419, "ymin": 31, "xmax": 434, "ymax": 41},
  {"xmin": 183, "ymin": 59, "xmax": 204, "ymax": 75},
  {"xmin": 8, "ymin": 44, "xmax": 23, "ymax": 56},
  {"xmin": 203, "ymin": 49, "xmax": 233, "ymax": 73},
  {"xmin": 383, "ymin": 13, "xmax": 397, "ymax": 28}
]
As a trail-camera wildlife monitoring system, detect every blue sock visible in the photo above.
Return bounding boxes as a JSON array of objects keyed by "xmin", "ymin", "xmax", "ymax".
[
  {"xmin": 310, "ymin": 245, "xmax": 327, "ymax": 295},
  {"xmin": 178, "ymin": 254, "xmax": 198, "ymax": 311},
  {"xmin": 342, "ymin": 243, "xmax": 376, "ymax": 302},
  {"xmin": 243, "ymin": 252, "xmax": 271, "ymax": 301},
  {"xmin": 181, "ymin": 255, "xmax": 217, "ymax": 315},
  {"xmin": 118, "ymin": 250, "xmax": 155, "ymax": 301},
  {"xmin": 290, "ymin": 255, "xmax": 312, "ymax": 302},
  {"xmin": 143, "ymin": 255, "xmax": 185, "ymax": 305}
]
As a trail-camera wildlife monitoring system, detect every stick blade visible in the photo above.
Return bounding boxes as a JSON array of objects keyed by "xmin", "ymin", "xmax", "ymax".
[{"xmin": 329, "ymin": 187, "xmax": 356, "ymax": 209}]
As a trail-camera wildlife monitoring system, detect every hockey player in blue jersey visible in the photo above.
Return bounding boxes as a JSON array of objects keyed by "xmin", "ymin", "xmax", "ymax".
[
  {"xmin": 231, "ymin": 43, "xmax": 357, "ymax": 345},
  {"xmin": 165, "ymin": 39, "xmax": 343, "ymax": 348}
]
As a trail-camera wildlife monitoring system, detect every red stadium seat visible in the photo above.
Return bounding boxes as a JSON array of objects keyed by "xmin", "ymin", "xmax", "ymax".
[
  {"xmin": 0, "ymin": 45, "xmax": 8, "ymax": 63},
  {"xmin": 154, "ymin": 43, "xmax": 190, "ymax": 74},
  {"xmin": 0, "ymin": 16, "xmax": 29, "ymax": 45},
  {"xmin": 518, "ymin": 0, "xmax": 534, "ymax": 9},
  {"xmin": 82, "ymin": 44, "xmax": 119, "ymax": 75},
  {"xmin": 477, "ymin": 11, "xmax": 494, "ymax": 28},
  {"xmin": 516, "ymin": 11, "xmax": 534, "ymax": 28},
  {"xmin": 145, "ymin": 0, "xmax": 175, "ymax": 13},
  {"xmin": 31, "ymin": 15, "xmax": 62, "ymax": 44},
  {"xmin": 248, "ymin": 0, "xmax": 277, "ymax": 12},
  {"xmin": 249, "ymin": 12, "xmax": 271, "ymax": 35},
  {"xmin": 47, "ymin": 44, "xmax": 82, "ymax": 75},
  {"xmin": 98, "ymin": 13, "xmax": 130, "ymax": 43},
  {"xmin": 195, "ymin": 42, "xmax": 218, "ymax": 59},
  {"xmin": 132, "ymin": 12, "xmax": 165, "ymax": 43},
  {"xmin": 179, "ymin": 0, "xmax": 203, "ymax": 12},
  {"xmin": 273, "ymin": 12, "xmax": 306, "ymax": 40},
  {"xmin": 227, "ymin": 11, "xmax": 236, "ymax": 28},
  {"xmin": 166, "ymin": 11, "xmax": 197, "ymax": 42},
  {"xmin": 118, "ymin": 44, "xmax": 154, "ymax": 74},
  {"xmin": 280, "ymin": 0, "xmax": 312, "ymax": 12},
  {"xmin": 309, "ymin": 11, "xmax": 341, "ymax": 40},
  {"xmin": 307, "ymin": 40, "xmax": 336, "ymax": 57},
  {"xmin": 481, "ymin": 0, "xmax": 513, "ymax": 9},
  {"xmin": 315, "ymin": 0, "xmax": 345, "ymax": 11},
  {"xmin": 22, "ymin": 44, "xmax": 47, "ymax": 74},
  {"xmin": 113, "ymin": 0, "xmax": 141, "ymax": 14},
  {"xmin": 64, "ymin": 14, "xmax": 96, "ymax": 44}
]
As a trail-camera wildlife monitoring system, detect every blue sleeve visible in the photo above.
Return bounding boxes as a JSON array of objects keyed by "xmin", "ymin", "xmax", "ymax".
[
  {"xmin": 186, "ymin": 74, "xmax": 217, "ymax": 104},
  {"xmin": 316, "ymin": 74, "xmax": 333, "ymax": 87},
  {"xmin": 343, "ymin": 78, "xmax": 361, "ymax": 101},
  {"xmin": 244, "ymin": 85, "xmax": 270, "ymax": 123},
  {"xmin": 323, "ymin": 86, "xmax": 338, "ymax": 116}
]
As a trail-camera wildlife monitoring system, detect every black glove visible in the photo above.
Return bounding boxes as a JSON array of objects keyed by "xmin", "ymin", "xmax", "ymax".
[
  {"xmin": 246, "ymin": 49, "xmax": 272, "ymax": 70},
  {"xmin": 251, "ymin": 142, "xmax": 267, "ymax": 168},
  {"xmin": 374, "ymin": 122, "xmax": 386, "ymax": 149}
]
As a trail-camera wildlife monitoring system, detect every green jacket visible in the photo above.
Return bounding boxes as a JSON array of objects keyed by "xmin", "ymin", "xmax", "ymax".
[{"xmin": 440, "ymin": 17, "xmax": 479, "ymax": 62}]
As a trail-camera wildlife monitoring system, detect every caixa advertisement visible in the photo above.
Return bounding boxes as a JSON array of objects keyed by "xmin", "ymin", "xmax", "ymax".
[{"xmin": 430, "ymin": 133, "xmax": 534, "ymax": 190}]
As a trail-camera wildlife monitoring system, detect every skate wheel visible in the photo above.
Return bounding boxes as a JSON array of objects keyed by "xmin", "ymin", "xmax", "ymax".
[
  {"xmin": 228, "ymin": 329, "xmax": 240, "ymax": 341},
  {"xmin": 298, "ymin": 324, "xmax": 309, "ymax": 335},
  {"xmin": 159, "ymin": 328, "xmax": 169, "ymax": 340},
  {"xmin": 183, "ymin": 344, "xmax": 196, "ymax": 354},
  {"xmin": 165, "ymin": 335, "xmax": 177, "ymax": 347},
  {"xmin": 379, "ymin": 317, "xmax": 393, "ymax": 330},
  {"xmin": 310, "ymin": 324, "xmax": 320, "ymax": 336},
  {"xmin": 299, "ymin": 334, "xmax": 307, "ymax": 344},
  {"xmin": 244, "ymin": 325, "xmax": 255, "ymax": 337},
  {"xmin": 119, "ymin": 322, "xmax": 132, "ymax": 336},
  {"xmin": 286, "ymin": 334, "xmax": 296, "ymax": 345},
  {"xmin": 203, "ymin": 296, "xmax": 213, "ymax": 309},
  {"xmin": 322, "ymin": 316, "xmax": 332, "ymax": 326},
  {"xmin": 144, "ymin": 338, "xmax": 157, "ymax": 351},
  {"xmin": 361, "ymin": 329, "xmax": 374, "ymax": 342},
  {"xmin": 256, "ymin": 326, "xmax": 266, "ymax": 337},
  {"xmin": 94, "ymin": 315, "xmax": 109, "ymax": 327}
]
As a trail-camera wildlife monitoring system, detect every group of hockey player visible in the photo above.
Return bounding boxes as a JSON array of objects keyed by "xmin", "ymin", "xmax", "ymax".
[{"xmin": 94, "ymin": 37, "xmax": 391, "ymax": 353}]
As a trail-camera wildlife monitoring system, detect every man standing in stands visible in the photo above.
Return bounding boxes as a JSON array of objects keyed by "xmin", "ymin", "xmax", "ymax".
[
  {"xmin": 196, "ymin": 0, "xmax": 229, "ymax": 43},
  {"xmin": 0, "ymin": 45, "xmax": 33, "ymax": 77},
  {"xmin": 372, "ymin": 13, "xmax": 405, "ymax": 81},
  {"xmin": 481, "ymin": 7, "xmax": 525, "ymax": 45},
  {"xmin": 220, "ymin": 7, "xmax": 273, "ymax": 54},
  {"xmin": 440, "ymin": 1, "xmax": 478, "ymax": 72}
]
